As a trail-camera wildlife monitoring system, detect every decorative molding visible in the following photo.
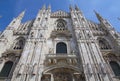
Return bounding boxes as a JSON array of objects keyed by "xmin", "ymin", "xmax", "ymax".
[
  {"xmin": 51, "ymin": 10, "xmax": 70, "ymax": 18},
  {"xmin": 2, "ymin": 49, "xmax": 22, "ymax": 57},
  {"xmin": 50, "ymin": 29, "xmax": 72, "ymax": 38}
]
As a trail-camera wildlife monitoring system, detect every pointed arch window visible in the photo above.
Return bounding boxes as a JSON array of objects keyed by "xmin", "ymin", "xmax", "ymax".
[
  {"xmin": 98, "ymin": 39, "xmax": 111, "ymax": 50},
  {"xmin": 13, "ymin": 37, "xmax": 25, "ymax": 50},
  {"xmin": 56, "ymin": 19, "xmax": 67, "ymax": 30},
  {"xmin": 57, "ymin": 21, "xmax": 65, "ymax": 28},
  {"xmin": 14, "ymin": 39, "xmax": 24, "ymax": 49},
  {"xmin": 0, "ymin": 61, "xmax": 13, "ymax": 77},
  {"xmin": 110, "ymin": 61, "xmax": 120, "ymax": 76},
  {"xmin": 56, "ymin": 42, "xmax": 67, "ymax": 54}
]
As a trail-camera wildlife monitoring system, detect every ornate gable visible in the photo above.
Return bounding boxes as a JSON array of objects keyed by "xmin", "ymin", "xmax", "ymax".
[{"xmin": 51, "ymin": 10, "xmax": 70, "ymax": 18}]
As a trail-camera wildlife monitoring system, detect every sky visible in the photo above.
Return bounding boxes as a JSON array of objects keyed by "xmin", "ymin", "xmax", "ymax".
[{"xmin": 0, "ymin": 0, "xmax": 120, "ymax": 32}]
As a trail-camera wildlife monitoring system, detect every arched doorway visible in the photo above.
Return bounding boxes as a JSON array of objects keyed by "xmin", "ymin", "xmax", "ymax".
[
  {"xmin": 42, "ymin": 67, "xmax": 85, "ymax": 81},
  {"xmin": 56, "ymin": 42, "xmax": 67, "ymax": 53}
]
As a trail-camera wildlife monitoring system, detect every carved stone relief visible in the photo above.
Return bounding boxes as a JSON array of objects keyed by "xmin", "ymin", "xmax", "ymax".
[
  {"xmin": 41, "ymin": 75, "xmax": 51, "ymax": 81},
  {"xmin": 54, "ymin": 72, "xmax": 72, "ymax": 81},
  {"xmin": 49, "ymin": 48, "xmax": 54, "ymax": 53},
  {"xmin": 74, "ymin": 74, "xmax": 85, "ymax": 81}
]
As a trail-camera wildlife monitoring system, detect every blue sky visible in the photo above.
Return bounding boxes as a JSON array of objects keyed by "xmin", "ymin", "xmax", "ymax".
[{"xmin": 0, "ymin": 0, "xmax": 120, "ymax": 32}]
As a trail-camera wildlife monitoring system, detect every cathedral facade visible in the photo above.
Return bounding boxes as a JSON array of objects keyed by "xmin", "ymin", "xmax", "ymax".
[{"xmin": 0, "ymin": 5, "xmax": 120, "ymax": 81}]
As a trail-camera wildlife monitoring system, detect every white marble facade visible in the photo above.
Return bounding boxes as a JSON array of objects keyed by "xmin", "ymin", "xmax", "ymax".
[{"xmin": 0, "ymin": 5, "xmax": 120, "ymax": 81}]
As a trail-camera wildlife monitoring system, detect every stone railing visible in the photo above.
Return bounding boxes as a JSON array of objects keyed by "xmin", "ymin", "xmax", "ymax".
[
  {"xmin": 46, "ymin": 53, "xmax": 76, "ymax": 58},
  {"xmin": 44, "ymin": 54, "xmax": 78, "ymax": 66},
  {"xmin": 50, "ymin": 29, "xmax": 72, "ymax": 38}
]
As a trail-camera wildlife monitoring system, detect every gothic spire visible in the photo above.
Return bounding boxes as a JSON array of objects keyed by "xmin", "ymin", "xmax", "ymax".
[
  {"xmin": 16, "ymin": 10, "xmax": 25, "ymax": 20},
  {"xmin": 75, "ymin": 5, "xmax": 79, "ymax": 11},
  {"xmin": 42, "ymin": 4, "xmax": 46, "ymax": 10},
  {"xmin": 37, "ymin": 5, "xmax": 46, "ymax": 16},
  {"xmin": 7, "ymin": 10, "xmax": 25, "ymax": 29},
  {"xmin": 94, "ymin": 10, "xmax": 114, "ymax": 30},
  {"xmin": 69, "ymin": 5, "xmax": 74, "ymax": 11},
  {"xmin": 47, "ymin": 4, "xmax": 51, "ymax": 12},
  {"xmin": 74, "ymin": 5, "xmax": 83, "ymax": 15},
  {"xmin": 48, "ymin": 4, "xmax": 51, "ymax": 10},
  {"xmin": 94, "ymin": 10, "xmax": 104, "ymax": 22}
]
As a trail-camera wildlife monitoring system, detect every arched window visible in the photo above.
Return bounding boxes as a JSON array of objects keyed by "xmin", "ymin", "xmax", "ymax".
[
  {"xmin": 98, "ymin": 39, "xmax": 111, "ymax": 50},
  {"xmin": 56, "ymin": 19, "xmax": 66, "ymax": 30},
  {"xmin": 57, "ymin": 21, "xmax": 65, "ymax": 28},
  {"xmin": 13, "ymin": 37, "xmax": 25, "ymax": 49},
  {"xmin": 0, "ymin": 61, "xmax": 13, "ymax": 77},
  {"xmin": 56, "ymin": 42, "xmax": 67, "ymax": 54},
  {"xmin": 110, "ymin": 61, "xmax": 120, "ymax": 76}
]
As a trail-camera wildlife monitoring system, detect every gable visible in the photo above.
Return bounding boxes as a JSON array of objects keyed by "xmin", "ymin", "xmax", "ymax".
[{"xmin": 51, "ymin": 10, "xmax": 70, "ymax": 18}]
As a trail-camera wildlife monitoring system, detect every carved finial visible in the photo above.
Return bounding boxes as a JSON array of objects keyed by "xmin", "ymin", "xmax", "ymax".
[
  {"xmin": 47, "ymin": 4, "xmax": 51, "ymax": 12},
  {"xmin": 17, "ymin": 10, "xmax": 25, "ymax": 20},
  {"xmin": 69, "ymin": 4, "xmax": 73, "ymax": 11},
  {"xmin": 75, "ymin": 5, "xmax": 79, "ymax": 11},
  {"xmin": 42, "ymin": 4, "xmax": 46, "ymax": 10},
  {"xmin": 94, "ymin": 10, "xmax": 104, "ymax": 22},
  {"xmin": 48, "ymin": 4, "xmax": 51, "ymax": 9}
]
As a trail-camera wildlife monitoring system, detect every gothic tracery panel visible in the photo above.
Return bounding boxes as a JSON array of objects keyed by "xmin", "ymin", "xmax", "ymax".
[
  {"xmin": 41, "ymin": 75, "xmax": 51, "ymax": 81},
  {"xmin": 98, "ymin": 38, "xmax": 111, "ymax": 50},
  {"xmin": 13, "ymin": 37, "xmax": 25, "ymax": 50},
  {"xmin": 54, "ymin": 72, "xmax": 72, "ymax": 81},
  {"xmin": 56, "ymin": 19, "xmax": 67, "ymax": 30}
]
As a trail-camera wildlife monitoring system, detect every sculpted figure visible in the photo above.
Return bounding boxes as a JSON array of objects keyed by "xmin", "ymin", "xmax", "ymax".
[{"xmin": 49, "ymin": 48, "xmax": 53, "ymax": 53}]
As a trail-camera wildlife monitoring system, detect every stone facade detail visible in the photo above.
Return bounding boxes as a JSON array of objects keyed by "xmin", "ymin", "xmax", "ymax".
[{"xmin": 0, "ymin": 5, "xmax": 120, "ymax": 81}]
